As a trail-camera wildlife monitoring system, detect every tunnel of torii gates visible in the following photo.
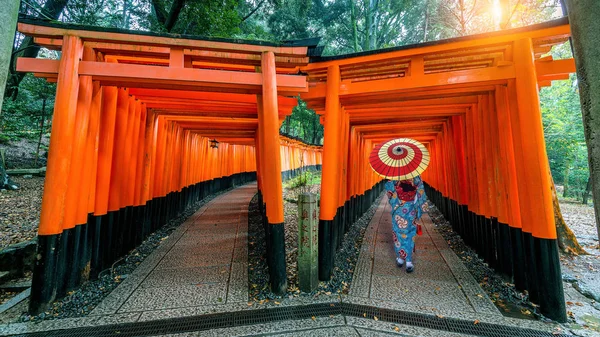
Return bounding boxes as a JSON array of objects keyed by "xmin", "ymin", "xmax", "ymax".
[{"xmin": 15, "ymin": 16, "xmax": 575, "ymax": 321}]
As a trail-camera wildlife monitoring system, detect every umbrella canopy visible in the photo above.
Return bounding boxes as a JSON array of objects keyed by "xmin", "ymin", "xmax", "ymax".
[{"xmin": 369, "ymin": 138, "xmax": 430, "ymax": 180}]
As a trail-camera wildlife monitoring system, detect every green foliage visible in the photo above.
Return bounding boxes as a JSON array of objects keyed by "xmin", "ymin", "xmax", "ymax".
[
  {"xmin": 540, "ymin": 60, "xmax": 589, "ymax": 200},
  {"xmin": 285, "ymin": 170, "xmax": 321, "ymax": 189},
  {"xmin": 1, "ymin": 74, "xmax": 55, "ymax": 139},
  {"xmin": 280, "ymin": 98, "xmax": 323, "ymax": 145}
]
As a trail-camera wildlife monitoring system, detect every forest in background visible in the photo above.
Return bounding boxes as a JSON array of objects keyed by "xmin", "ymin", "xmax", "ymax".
[{"xmin": 1, "ymin": 0, "xmax": 590, "ymax": 201}]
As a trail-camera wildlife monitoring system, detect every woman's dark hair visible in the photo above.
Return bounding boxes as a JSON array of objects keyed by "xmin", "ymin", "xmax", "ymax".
[{"xmin": 399, "ymin": 181, "xmax": 416, "ymax": 192}]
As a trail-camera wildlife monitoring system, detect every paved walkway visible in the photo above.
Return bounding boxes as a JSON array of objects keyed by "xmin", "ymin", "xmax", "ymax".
[
  {"xmin": 91, "ymin": 183, "xmax": 255, "ymax": 317},
  {"xmin": 0, "ymin": 186, "xmax": 565, "ymax": 336},
  {"xmin": 348, "ymin": 196, "xmax": 500, "ymax": 316}
]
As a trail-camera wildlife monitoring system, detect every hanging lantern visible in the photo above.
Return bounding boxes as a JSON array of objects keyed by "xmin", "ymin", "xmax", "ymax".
[{"xmin": 210, "ymin": 139, "xmax": 219, "ymax": 149}]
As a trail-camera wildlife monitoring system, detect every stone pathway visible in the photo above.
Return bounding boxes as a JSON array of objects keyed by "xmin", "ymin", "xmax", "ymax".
[
  {"xmin": 90, "ymin": 183, "xmax": 255, "ymax": 317},
  {"xmin": 0, "ymin": 187, "xmax": 567, "ymax": 336},
  {"xmin": 348, "ymin": 196, "xmax": 500, "ymax": 316}
]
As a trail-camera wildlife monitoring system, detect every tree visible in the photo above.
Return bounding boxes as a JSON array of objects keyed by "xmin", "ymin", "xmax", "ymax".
[
  {"xmin": 565, "ymin": 0, "xmax": 600, "ymax": 242},
  {"xmin": 4, "ymin": 0, "xmax": 69, "ymax": 101},
  {"xmin": 551, "ymin": 176, "xmax": 587, "ymax": 255}
]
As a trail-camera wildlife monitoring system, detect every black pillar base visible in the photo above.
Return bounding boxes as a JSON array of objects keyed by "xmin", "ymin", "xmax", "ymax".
[
  {"xmin": 535, "ymin": 237, "xmax": 567, "ymax": 322},
  {"xmin": 523, "ymin": 231, "xmax": 540, "ymax": 304},
  {"xmin": 319, "ymin": 219, "xmax": 333, "ymax": 281},
  {"xmin": 267, "ymin": 222, "xmax": 287, "ymax": 295},
  {"xmin": 29, "ymin": 234, "xmax": 60, "ymax": 315},
  {"xmin": 510, "ymin": 226, "xmax": 527, "ymax": 291}
]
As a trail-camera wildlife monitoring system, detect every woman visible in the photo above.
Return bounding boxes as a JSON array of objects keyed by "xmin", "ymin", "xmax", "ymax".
[{"xmin": 384, "ymin": 176, "xmax": 427, "ymax": 273}]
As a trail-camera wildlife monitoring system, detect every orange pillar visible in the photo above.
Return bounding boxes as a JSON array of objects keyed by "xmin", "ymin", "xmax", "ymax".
[
  {"xmin": 31, "ymin": 35, "xmax": 83, "ymax": 314},
  {"xmin": 259, "ymin": 51, "xmax": 286, "ymax": 294},
  {"xmin": 513, "ymin": 38, "xmax": 565, "ymax": 322},
  {"xmin": 318, "ymin": 64, "xmax": 341, "ymax": 280}
]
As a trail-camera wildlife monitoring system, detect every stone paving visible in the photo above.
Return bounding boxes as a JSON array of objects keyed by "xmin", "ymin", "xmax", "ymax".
[
  {"xmin": 0, "ymin": 187, "xmax": 566, "ymax": 336},
  {"xmin": 349, "ymin": 196, "xmax": 500, "ymax": 316},
  {"xmin": 91, "ymin": 183, "xmax": 255, "ymax": 316}
]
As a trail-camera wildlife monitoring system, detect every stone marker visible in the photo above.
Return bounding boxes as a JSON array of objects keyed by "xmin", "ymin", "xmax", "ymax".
[{"xmin": 298, "ymin": 192, "xmax": 318, "ymax": 292}]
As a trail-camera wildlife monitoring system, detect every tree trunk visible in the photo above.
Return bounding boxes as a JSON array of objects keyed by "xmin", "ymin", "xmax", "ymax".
[
  {"xmin": 351, "ymin": 0, "xmax": 359, "ymax": 52},
  {"xmin": 35, "ymin": 98, "xmax": 47, "ymax": 167},
  {"xmin": 4, "ymin": 0, "xmax": 68, "ymax": 100},
  {"xmin": 121, "ymin": 0, "xmax": 130, "ymax": 28},
  {"xmin": 364, "ymin": 0, "xmax": 372, "ymax": 51},
  {"xmin": 459, "ymin": 0, "xmax": 467, "ymax": 36},
  {"xmin": 565, "ymin": 0, "xmax": 600, "ymax": 242},
  {"xmin": 423, "ymin": 0, "xmax": 429, "ymax": 42},
  {"xmin": 370, "ymin": 0, "xmax": 379, "ymax": 50},
  {"xmin": 499, "ymin": 0, "xmax": 512, "ymax": 29},
  {"xmin": 0, "ymin": 0, "xmax": 20, "ymax": 120},
  {"xmin": 551, "ymin": 178, "xmax": 588, "ymax": 255},
  {"xmin": 563, "ymin": 163, "xmax": 570, "ymax": 198},
  {"xmin": 284, "ymin": 115, "xmax": 291, "ymax": 134},
  {"xmin": 583, "ymin": 176, "xmax": 592, "ymax": 204},
  {"xmin": 312, "ymin": 114, "xmax": 318, "ymax": 144}
]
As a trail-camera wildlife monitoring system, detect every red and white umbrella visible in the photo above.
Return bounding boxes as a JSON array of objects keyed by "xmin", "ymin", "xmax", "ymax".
[{"xmin": 369, "ymin": 138, "xmax": 430, "ymax": 180}]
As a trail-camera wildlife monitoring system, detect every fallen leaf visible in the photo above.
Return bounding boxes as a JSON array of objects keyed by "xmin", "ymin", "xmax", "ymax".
[
  {"xmin": 374, "ymin": 316, "xmax": 379, "ymax": 321},
  {"xmin": 394, "ymin": 326, "xmax": 400, "ymax": 332},
  {"xmin": 474, "ymin": 320, "xmax": 480, "ymax": 325},
  {"xmin": 311, "ymin": 316, "xmax": 316, "ymax": 321},
  {"xmin": 436, "ymin": 314, "xmax": 445, "ymax": 319},
  {"xmin": 575, "ymin": 302, "xmax": 583, "ymax": 306},
  {"xmin": 363, "ymin": 313, "xmax": 367, "ymax": 317},
  {"xmin": 274, "ymin": 301, "xmax": 281, "ymax": 305}
]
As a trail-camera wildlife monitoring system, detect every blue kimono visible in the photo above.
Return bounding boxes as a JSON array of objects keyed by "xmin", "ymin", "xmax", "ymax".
[{"xmin": 385, "ymin": 176, "xmax": 427, "ymax": 263}]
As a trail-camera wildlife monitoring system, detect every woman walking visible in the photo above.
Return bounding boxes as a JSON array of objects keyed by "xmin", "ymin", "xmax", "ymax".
[
  {"xmin": 368, "ymin": 138, "xmax": 430, "ymax": 273},
  {"xmin": 385, "ymin": 176, "xmax": 427, "ymax": 272}
]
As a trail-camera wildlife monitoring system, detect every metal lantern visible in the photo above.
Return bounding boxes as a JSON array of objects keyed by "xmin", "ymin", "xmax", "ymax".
[{"xmin": 210, "ymin": 139, "xmax": 219, "ymax": 149}]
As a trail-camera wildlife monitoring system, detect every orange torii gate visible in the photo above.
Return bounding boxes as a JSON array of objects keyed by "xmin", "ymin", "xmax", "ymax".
[
  {"xmin": 15, "ymin": 16, "xmax": 575, "ymax": 323},
  {"xmin": 300, "ymin": 18, "xmax": 574, "ymax": 322},
  {"xmin": 15, "ymin": 18, "xmax": 322, "ymax": 314}
]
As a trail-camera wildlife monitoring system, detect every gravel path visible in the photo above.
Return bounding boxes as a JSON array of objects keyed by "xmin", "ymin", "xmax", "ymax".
[
  {"xmin": 428, "ymin": 206, "xmax": 540, "ymax": 321},
  {"xmin": 248, "ymin": 184, "xmax": 382, "ymax": 301}
]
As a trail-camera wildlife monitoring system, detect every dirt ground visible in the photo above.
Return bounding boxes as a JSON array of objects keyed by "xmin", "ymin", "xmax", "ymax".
[
  {"xmin": 0, "ymin": 137, "xmax": 49, "ymax": 169},
  {"xmin": 0, "ymin": 176, "xmax": 44, "ymax": 250},
  {"xmin": 557, "ymin": 198, "xmax": 600, "ymax": 336}
]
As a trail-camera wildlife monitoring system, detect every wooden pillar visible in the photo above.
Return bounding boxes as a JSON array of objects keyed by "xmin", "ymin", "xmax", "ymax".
[
  {"xmin": 318, "ymin": 64, "xmax": 341, "ymax": 280},
  {"xmin": 59, "ymin": 45, "xmax": 94, "ymax": 296},
  {"xmin": 513, "ymin": 38, "xmax": 566, "ymax": 322},
  {"xmin": 259, "ymin": 51, "xmax": 287, "ymax": 294},
  {"xmin": 30, "ymin": 35, "xmax": 83, "ymax": 315}
]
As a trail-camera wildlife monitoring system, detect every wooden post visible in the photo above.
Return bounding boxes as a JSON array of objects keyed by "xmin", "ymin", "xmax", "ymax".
[
  {"xmin": 318, "ymin": 64, "xmax": 341, "ymax": 280},
  {"xmin": 513, "ymin": 37, "xmax": 566, "ymax": 322},
  {"xmin": 298, "ymin": 193, "xmax": 318, "ymax": 292},
  {"xmin": 259, "ymin": 51, "xmax": 287, "ymax": 295},
  {"xmin": 30, "ymin": 35, "xmax": 83, "ymax": 315}
]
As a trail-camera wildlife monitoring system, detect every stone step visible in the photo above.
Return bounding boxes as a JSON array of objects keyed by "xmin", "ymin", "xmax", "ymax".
[
  {"xmin": 0, "ymin": 288, "xmax": 30, "ymax": 314},
  {"xmin": 0, "ymin": 271, "xmax": 9, "ymax": 284},
  {"xmin": 0, "ymin": 280, "xmax": 31, "ymax": 291}
]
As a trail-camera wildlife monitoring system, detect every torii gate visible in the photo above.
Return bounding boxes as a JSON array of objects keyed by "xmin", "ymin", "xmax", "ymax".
[
  {"xmin": 15, "ymin": 17, "xmax": 574, "ymax": 322},
  {"xmin": 15, "ymin": 18, "xmax": 322, "ymax": 314},
  {"xmin": 299, "ymin": 17, "xmax": 574, "ymax": 322}
]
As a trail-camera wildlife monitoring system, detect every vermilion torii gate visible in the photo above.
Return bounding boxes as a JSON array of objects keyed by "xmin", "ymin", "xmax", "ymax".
[
  {"xmin": 15, "ymin": 17, "xmax": 574, "ymax": 322},
  {"xmin": 299, "ymin": 18, "xmax": 573, "ymax": 322},
  {"xmin": 15, "ymin": 18, "xmax": 322, "ymax": 314}
]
